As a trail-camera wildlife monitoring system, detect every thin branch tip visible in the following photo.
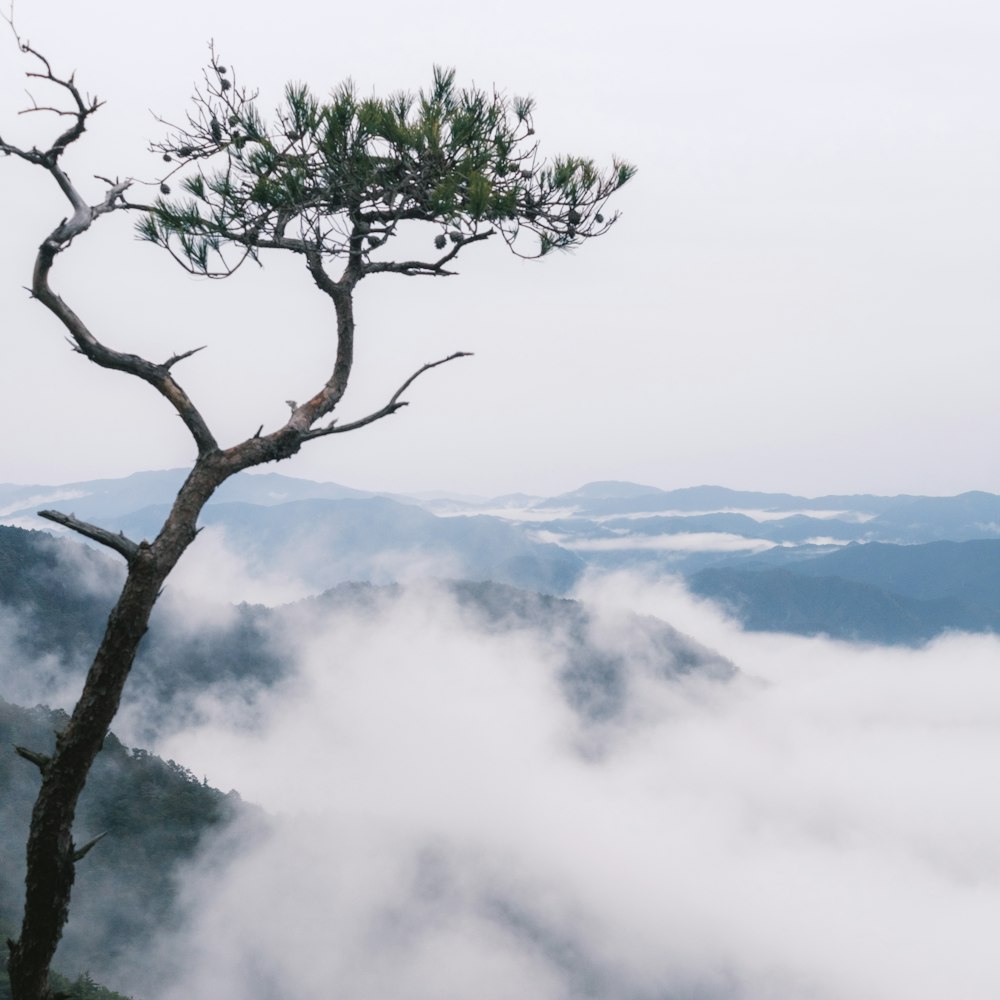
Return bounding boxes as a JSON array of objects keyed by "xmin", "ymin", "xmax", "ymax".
[{"xmin": 163, "ymin": 344, "xmax": 207, "ymax": 370}]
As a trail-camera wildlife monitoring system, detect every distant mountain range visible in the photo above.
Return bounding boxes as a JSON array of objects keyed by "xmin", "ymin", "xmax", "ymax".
[
  {"xmin": 0, "ymin": 468, "xmax": 384, "ymax": 522},
  {"xmin": 533, "ymin": 482, "xmax": 908, "ymax": 517},
  {"xmin": 5, "ymin": 471, "xmax": 1000, "ymax": 643}
]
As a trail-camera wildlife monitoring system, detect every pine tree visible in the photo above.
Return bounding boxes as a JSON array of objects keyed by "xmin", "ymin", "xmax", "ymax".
[{"xmin": 0, "ymin": 26, "xmax": 633, "ymax": 1000}]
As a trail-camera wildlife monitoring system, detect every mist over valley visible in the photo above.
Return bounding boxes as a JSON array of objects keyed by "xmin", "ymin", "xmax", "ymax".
[
  {"xmin": 3, "ymin": 0, "xmax": 997, "ymax": 993},
  {"xmin": 3, "ymin": 472, "xmax": 1000, "ymax": 998}
]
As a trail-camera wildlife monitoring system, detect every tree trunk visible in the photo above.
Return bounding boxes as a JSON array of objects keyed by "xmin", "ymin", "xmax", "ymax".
[{"xmin": 7, "ymin": 459, "xmax": 229, "ymax": 1000}]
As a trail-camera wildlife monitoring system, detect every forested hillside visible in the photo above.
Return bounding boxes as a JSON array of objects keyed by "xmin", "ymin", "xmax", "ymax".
[
  {"xmin": 1, "ymin": 525, "xmax": 734, "ymax": 742},
  {"xmin": 689, "ymin": 539, "xmax": 1000, "ymax": 643},
  {"xmin": 0, "ymin": 702, "xmax": 258, "ymax": 996},
  {"xmin": 0, "ymin": 521, "xmax": 736, "ymax": 995}
]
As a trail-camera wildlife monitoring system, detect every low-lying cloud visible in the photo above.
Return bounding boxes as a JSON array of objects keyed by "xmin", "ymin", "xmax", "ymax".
[
  {"xmin": 166, "ymin": 525, "xmax": 319, "ymax": 607},
  {"xmin": 558, "ymin": 531, "xmax": 777, "ymax": 553},
  {"xmin": 100, "ymin": 571, "xmax": 1000, "ymax": 1000}
]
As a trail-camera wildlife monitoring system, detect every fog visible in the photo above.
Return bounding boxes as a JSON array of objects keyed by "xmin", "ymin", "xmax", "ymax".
[
  {"xmin": 0, "ymin": 606, "xmax": 84, "ymax": 714},
  {"xmin": 0, "ymin": 533, "xmax": 123, "ymax": 710},
  {"xmin": 95, "ymin": 568, "xmax": 1000, "ymax": 1000}
]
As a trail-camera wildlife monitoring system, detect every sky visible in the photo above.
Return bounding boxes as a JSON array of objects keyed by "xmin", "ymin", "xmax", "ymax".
[{"xmin": 2, "ymin": 0, "xmax": 999, "ymax": 498}]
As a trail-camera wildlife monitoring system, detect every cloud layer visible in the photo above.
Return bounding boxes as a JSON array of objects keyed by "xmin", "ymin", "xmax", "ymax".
[{"xmin": 101, "ymin": 573, "xmax": 1000, "ymax": 1000}]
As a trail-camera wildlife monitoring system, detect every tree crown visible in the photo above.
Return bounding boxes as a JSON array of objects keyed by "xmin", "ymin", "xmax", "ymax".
[{"xmin": 141, "ymin": 56, "xmax": 635, "ymax": 277}]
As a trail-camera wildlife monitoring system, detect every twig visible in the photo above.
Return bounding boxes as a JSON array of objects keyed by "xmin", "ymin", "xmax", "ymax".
[
  {"xmin": 362, "ymin": 231, "xmax": 494, "ymax": 277},
  {"xmin": 303, "ymin": 351, "xmax": 473, "ymax": 439},
  {"xmin": 163, "ymin": 345, "xmax": 207, "ymax": 370}
]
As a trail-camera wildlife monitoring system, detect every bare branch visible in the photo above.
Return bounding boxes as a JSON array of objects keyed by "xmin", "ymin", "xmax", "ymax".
[
  {"xmin": 18, "ymin": 101, "xmax": 78, "ymax": 118},
  {"xmin": 163, "ymin": 344, "xmax": 207, "ymax": 370},
  {"xmin": 303, "ymin": 351, "xmax": 473, "ymax": 439},
  {"xmin": 37, "ymin": 510, "xmax": 140, "ymax": 562},
  {"xmin": 0, "ymin": 50, "xmax": 221, "ymax": 460},
  {"xmin": 72, "ymin": 831, "xmax": 108, "ymax": 863},
  {"xmin": 0, "ymin": 24, "xmax": 103, "ymax": 164},
  {"xmin": 14, "ymin": 746, "xmax": 51, "ymax": 772},
  {"xmin": 362, "ymin": 231, "xmax": 494, "ymax": 278},
  {"xmin": 31, "ymin": 231, "xmax": 220, "ymax": 454}
]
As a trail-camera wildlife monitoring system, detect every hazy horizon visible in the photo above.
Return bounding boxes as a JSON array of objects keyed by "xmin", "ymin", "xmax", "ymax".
[{"xmin": 0, "ymin": 463, "xmax": 992, "ymax": 502}]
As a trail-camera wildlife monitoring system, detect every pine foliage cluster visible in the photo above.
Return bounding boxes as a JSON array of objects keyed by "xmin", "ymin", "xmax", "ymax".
[{"xmin": 140, "ymin": 58, "xmax": 635, "ymax": 273}]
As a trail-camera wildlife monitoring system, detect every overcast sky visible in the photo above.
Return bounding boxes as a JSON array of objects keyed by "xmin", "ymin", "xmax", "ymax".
[{"xmin": 2, "ymin": 0, "xmax": 998, "ymax": 498}]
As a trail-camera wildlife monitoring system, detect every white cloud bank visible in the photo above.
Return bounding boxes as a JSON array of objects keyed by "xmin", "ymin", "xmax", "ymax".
[
  {"xmin": 557, "ymin": 531, "xmax": 778, "ymax": 553},
  {"xmin": 109, "ymin": 574, "xmax": 1000, "ymax": 1000}
]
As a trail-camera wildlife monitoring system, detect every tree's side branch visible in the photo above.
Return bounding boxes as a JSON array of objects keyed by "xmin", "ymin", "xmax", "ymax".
[
  {"xmin": 303, "ymin": 351, "xmax": 473, "ymax": 440},
  {"xmin": 366, "ymin": 260, "xmax": 459, "ymax": 277},
  {"xmin": 163, "ymin": 345, "xmax": 207, "ymax": 370},
  {"xmin": 71, "ymin": 831, "xmax": 108, "ymax": 863},
  {"xmin": 361, "ymin": 230, "xmax": 494, "ymax": 278},
  {"xmin": 14, "ymin": 746, "xmax": 51, "ymax": 773},
  {"xmin": 1, "ymin": 36, "xmax": 221, "ymax": 459},
  {"xmin": 0, "ymin": 18, "xmax": 102, "ymax": 162},
  {"xmin": 37, "ymin": 510, "xmax": 140, "ymax": 562},
  {"xmin": 239, "ymin": 233, "xmax": 313, "ymax": 254},
  {"xmin": 32, "ymin": 217, "xmax": 219, "ymax": 455},
  {"xmin": 0, "ymin": 136, "xmax": 44, "ymax": 164},
  {"xmin": 18, "ymin": 101, "xmax": 78, "ymax": 119}
]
